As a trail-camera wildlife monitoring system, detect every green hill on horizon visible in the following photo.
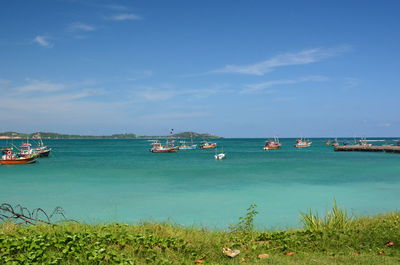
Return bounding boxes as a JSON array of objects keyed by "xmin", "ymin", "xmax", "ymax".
[{"xmin": 0, "ymin": 131, "xmax": 222, "ymax": 139}]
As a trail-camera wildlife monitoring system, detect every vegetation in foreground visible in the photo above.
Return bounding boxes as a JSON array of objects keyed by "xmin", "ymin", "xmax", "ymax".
[{"xmin": 1, "ymin": 204, "xmax": 400, "ymax": 264}]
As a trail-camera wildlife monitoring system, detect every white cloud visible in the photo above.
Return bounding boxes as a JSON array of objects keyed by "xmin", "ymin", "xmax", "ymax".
[
  {"xmin": 68, "ymin": 22, "xmax": 96, "ymax": 32},
  {"xmin": 33, "ymin": 35, "xmax": 53, "ymax": 48},
  {"xmin": 108, "ymin": 13, "xmax": 142, "ymax": 21},
  {"xmin": 0, "ymin": 79, "xmax": 128, "ymax": 128},
  {"xmin": 212, "ymin": 47, "xmax": 350, "ymax": 75},
  {"xmin": 14, "ymin": 80, "xmax": 66, "ymax": 93},
  {"xmin": 242, "ymin": 76, "xmax": 329, "ymax": 94}
]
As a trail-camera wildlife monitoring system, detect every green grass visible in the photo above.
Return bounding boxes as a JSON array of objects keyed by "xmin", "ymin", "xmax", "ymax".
[
  {"xmin": 1, "ymin": 209, "xmax": 400, "ymax": 264},
  {"xmin": 300, "ymin": 200, "xmax": 354, "ymax": 231}
]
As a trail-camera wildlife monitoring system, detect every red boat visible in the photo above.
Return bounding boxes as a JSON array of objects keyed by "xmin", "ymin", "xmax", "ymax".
[
  {"xmin": 1, "ymin": 148, "xmax": 38, "ymax": 165},
  {"xmin": 150, "ymin": 141, "xmax": 179, "ymax": 153},
  {"xmin": 199, "ymin": 141, "xmax": 217, "ymax": 149},
  {"xmin": 263, "ymin": 137, "xmax": 281, "ymax": 150}
]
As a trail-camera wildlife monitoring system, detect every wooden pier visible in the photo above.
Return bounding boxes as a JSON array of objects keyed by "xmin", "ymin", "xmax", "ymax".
[{"xmin": 334, "ymin": 145, "xmax": 400, "ymax": 153}]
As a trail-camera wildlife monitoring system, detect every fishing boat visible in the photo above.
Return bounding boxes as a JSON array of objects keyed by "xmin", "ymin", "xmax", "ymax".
[
  {"xmin": 150, "ymin": 140, "xmax": 179, "ymax": 153},
  {"xmin": 214, "ymin": 147, "xmax": 226, "ymax": 160},
  {"xmin": 263, "ymin": 137, "xmax": 281, "ymax": 150},
  {"xmin": 150, "ymin": 130, "xmax": 179, "ymax": 153},
  {"xmin": 178, "ymin": 133, "xmax": 197, "ymax": 150},
  {"xmin": 294, "ymin": 138, "xmax": 312, "ymax": 148},
  {"xmin": 356, "ymin": 137, "xmax": 372, "ymax": 147},
  {"xmin": 178, "ymin": 141, "xmax": 197, "ymax": 150},
  {"xmin": 31, "ymin": 134, "xmax": 51, "ymax": 157},
  {"xmin": 199, "ymin": 141, "xmax": 217, "ymax": 149},
  {"xmin": 19, "ymin": 142, "xmax": 33, "ymax": 156},
  {"xmin": 326, "ymin": 138, "xmax": 339, "ymax": 146},
  {"xmin": 0, "ymin": 147, "xmax": 38, "ymax": 165}
]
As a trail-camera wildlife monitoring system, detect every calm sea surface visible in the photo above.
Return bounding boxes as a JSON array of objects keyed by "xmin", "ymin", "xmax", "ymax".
[{"xmin": 1, "ymin": 138, "xmax": 399, "ymax": 229}]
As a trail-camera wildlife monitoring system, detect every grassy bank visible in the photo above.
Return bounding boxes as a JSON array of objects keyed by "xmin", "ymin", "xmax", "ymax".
[{"xmin": 1, "ymin": 208, "xmax": 400, "ymax": 264}]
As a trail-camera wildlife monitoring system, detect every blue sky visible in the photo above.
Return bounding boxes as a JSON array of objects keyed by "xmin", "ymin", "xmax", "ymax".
[{"xmin": 0, "ymin": 0, "xmax": 399, "ymax": 137}]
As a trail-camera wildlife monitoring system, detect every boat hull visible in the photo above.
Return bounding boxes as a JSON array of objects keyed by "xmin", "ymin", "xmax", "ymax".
[
  {"xmin": 294, "ymin": 144, "xmax": 312, "ymax": 148},
  {"xmin": 200, "ymin": 145, "xmax": 216, "ymax": 149},
  {"xmin": 179, "ymin": 145, "xmax": 197, "ymax": 150},
  {"xmin": 36, "ymin": 149, "xmax": 51, "ymax": 157},
  {"xmin": 0, "ymin": 156, "xmax": 38, "ymax": 165},
  {"xmin": 263, "ymin": 144, "xmax": 281, "ymax": 150},
  {"xmin": 150, "ymin": 147, "xmax": 179, "ymax": 153},
  {"xmin": 264, "ymin": 147, "xmax": 280, "ymax": 150}
]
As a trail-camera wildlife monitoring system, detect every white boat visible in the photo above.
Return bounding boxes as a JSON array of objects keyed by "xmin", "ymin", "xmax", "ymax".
[
  {"xmin": 214, "ymin": 147, "xmax": 226, "ymax": 160},
  {"xmin": 215, "ymin": 153, "xmax": 226, "ymax": 160}
]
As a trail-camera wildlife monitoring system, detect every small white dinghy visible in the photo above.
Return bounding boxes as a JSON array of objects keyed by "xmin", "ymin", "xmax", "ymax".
[
  {"xmin": 214, "ymin": 147, "xmax": 226, "ymax": 160},
  {"xmin": 215, "ymin": 153, "xmax": 226, "ymax": 160}
]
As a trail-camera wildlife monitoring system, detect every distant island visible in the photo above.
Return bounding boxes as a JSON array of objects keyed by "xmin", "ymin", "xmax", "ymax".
[{"xmin": 0, "ymin": 131, "xmax": 222, "ymax": 139}]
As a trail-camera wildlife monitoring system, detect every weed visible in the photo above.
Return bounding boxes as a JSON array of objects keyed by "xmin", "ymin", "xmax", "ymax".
[
  {"xmin": 300, "ymin": 200, "xmax": 353, "ymax": 231},
  {"xmin": 230, "ymin": 204, "xmax": 258, "ymax": 233}
]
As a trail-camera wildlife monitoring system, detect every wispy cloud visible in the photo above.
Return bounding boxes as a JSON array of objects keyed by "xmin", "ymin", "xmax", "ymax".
[
  {"xmin": 68, "ymin": 22, "xmax": 96, "ymax": 32},
  {"xmin": 127, "ymin": 70, "xmax": 153, "ymax": 81},
  {"xmin": 211, "ymin": 47, "xmax": 350, "ymax": 76},
  {"xmin": 33, "ymin": 35, "xmax": 53, "ymax": 48},
  {"xmin": 0, "ymin": 79, "xmax": 127, "ymax": 129},
  {"xmin": 242, "ymin": 76, "xmax": 329, "ymax": 94},
  {"xmin": 1, "ymin": 79, "xmax": 99, "ymax": 98},
  {"xmin": 15, "ymin": 80, "xmax": 66, "ymax": 93},
  {"xmin": 135, "ymin": 84, "xmax": 231, "ymax": 102},
  {"xmin": 108, "ymin": 13, "xmax": 142, "ymax": 21}
]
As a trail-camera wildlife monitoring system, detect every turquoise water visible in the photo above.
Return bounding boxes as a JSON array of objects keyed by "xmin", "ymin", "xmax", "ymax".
[{"xmin": 1, "ymin": 138, "xmax": 400, "ymax": 229}]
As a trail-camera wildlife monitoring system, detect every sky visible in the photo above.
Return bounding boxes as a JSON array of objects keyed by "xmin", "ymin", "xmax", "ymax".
[{"xmin": 0, "ymin": 0, "xmax": 399, "ymax": 137}]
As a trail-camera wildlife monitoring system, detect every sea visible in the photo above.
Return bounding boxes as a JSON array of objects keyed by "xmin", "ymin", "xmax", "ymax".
[{"xmin": 1, "ymin": 138, "xmax": 400, "ymax": 230}]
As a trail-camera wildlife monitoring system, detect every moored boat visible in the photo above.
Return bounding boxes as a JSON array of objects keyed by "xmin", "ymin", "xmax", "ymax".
[
  {"xmin": 178, "ymin": 141, "xmax": 197, "ymax": 150},
  {"xmin": 149, "ymin": 132, "xmax": 179, "ymax": 153},
  {"xmin": 326, "ymin": 138, "xmax": 339, "ymax": 147},
  {"xmin": 178, "ymin": 133, "xmax": 198, "ymax": 150},
  {"xmin": 214, "ymin": 147, "xmax": 226, "ymax": 160},
  {"xmin": 1, "ymin": 148, "xmax": 38, "ymax": 165},
  {"xmin": 199, "ymin": 141, "xmax": 217, "ymax": 149},
  {"xmin": 32, "ymin": 134, "xmax": 51, "ymax": 157},
  {"xmin": 294, "ymin": 138, "xmax": 312, "ymax": 148},
  {"xmin": 214, "ymin": 152, "xmax": 226, "ymax": 160},
  {"xmin": 357, "ymin": 137, "xmax": 372, "ymax": 147},
  {"xmin": 263, "ymin": 137, "xmax": 281, "ymax": 150}
]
